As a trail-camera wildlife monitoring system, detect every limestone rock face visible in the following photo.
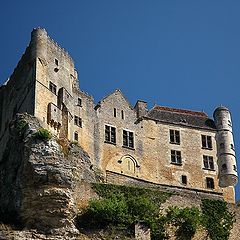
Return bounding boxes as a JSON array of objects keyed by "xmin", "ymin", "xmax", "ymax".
[{"xmin": 0, "ymin": 113, "xmax": 98, "ymax": 236}]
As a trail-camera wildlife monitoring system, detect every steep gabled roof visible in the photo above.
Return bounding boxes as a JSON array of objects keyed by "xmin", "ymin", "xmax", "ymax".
[
  {"xmin": 95, "ymin": 89, "xmax": 133, "ymax": 110},
  {"xmin": 145, "ymin": 105, "xmax": 216, "ymax": 130}
]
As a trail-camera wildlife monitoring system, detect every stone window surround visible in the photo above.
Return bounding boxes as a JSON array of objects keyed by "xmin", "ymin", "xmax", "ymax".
[
  {"xmin": 203, "ymin": 155, "xmax": 215, "ymax": 171},
  {"xmin": 49, "ymin": 81, "xmax": 57, "ymax": 95},
  {"xmin": 122, "ymin": 128, "xmax": 134, "ymax": 149},
  {"xmin": 206, "ymin": 177, "xmax": 215, "ymax": 189},
  {"xmin": 105, "ymin": 124, "xmax": 116, "ymax": 144},
  {"xmin": 201, "ymin": 135, "xmax": 213, "ymax": 150},
  {"xmin": 170, "ymin": 150, "xmax": 182, "ymax": 165},
  {"xmin": 169, "ymin": 129, "xmax": 180, "ymax": 145},
  {"xmin": 74, "ymin": 116, "xmax": 82, "ymax": 128}
]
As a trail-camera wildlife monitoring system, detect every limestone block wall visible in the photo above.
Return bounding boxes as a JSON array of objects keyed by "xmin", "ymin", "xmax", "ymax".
[
  {"xmin": 0, "ymin": 43, "xmax": 36, "ymax": 160},
  {"xmin": 94, "ymin": 90, "xmax": 141, "ymax": 171}
]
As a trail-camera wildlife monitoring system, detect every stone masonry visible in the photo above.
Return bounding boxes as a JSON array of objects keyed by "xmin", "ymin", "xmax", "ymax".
[{"xmin": 0, "ymin": 28, "xmax": 238, "ymax": 204}]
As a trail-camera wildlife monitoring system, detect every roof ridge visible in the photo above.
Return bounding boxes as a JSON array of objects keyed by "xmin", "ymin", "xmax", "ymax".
[{"xmin": 152, "ymin": 105, "xmax": 208, "ymax": 117}]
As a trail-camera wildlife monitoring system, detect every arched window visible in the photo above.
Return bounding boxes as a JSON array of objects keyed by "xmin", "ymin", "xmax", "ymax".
[{"xmin": 118, "ymin": 155, "xmax": 140, "ymax": 175}]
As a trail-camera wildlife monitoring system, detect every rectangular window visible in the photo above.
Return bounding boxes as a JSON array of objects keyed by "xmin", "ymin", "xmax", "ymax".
[
  {"xmin": 170, "ymin": 130, "xmax": 180, "ymax": 144},
  {"xmin": 74, "ymin": 116, "xmax": 82, "ymax": 127},
  {"xmin": 74, "ymin": 132, "xmax": 78, "ymax": 141},
  {"xmin": 114, "ymin": 108, "xmax": 117, "ymax": 117},
  {"xmin": 123, "ymin": 130, "xmax": 134, "ymax": 148},
  {"xmin": 121, "ymin": 110, "xmax": 124, "ymax": 119},
  {"xmin": 171, "ymin": 150, "xmax": 182, "ymax": 165},
  {"xmin": 49, "ymin": 81, "xmax": 57, "ymax": 94},
  {"xmin": 206, "ymin": 177, "xmax": 214, "ymax": 189},
  {"xmin": 201, "ymin": 135, "xmax": 212, "ymax": 149},
  {"xmin": 55, "ymin": 59, "xmax": 59, "ymax": 66},
  {"xmin": 203, "ymin": 155, "xmax": 214, "ymax": 170},
  {"xmin": 181, "ymin": 175, "xmax": 187, "ymax": 185},
  {"xmin": 105, "ymin": 125, "xmax": 116, "ymax": 144},
  {"xmin": 77, "ymin": 98, "xmax": 82, "ymax": 106}
]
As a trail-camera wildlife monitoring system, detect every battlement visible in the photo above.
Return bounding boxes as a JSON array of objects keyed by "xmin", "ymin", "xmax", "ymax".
[{"xmin": 31, "ymin": 27, "xmax": 74, "ymax": 64}]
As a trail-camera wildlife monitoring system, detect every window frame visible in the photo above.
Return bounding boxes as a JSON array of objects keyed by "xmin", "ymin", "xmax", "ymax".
[
  {"xmin": 105, "ymin": 125, "xmax": 116, "ymax": 144},
  {"xmin": 49, "ymin": 81, "xmax": 57, "ymax": 95},
  {"xmin": 201, "ymin": 135, "xmax": 213, "ymax": 150},
  {"xmin": 74, "ymin": 116, "xmax": 82, "ymax": 127},
  {"xmin": 170, "ymin": 129, "xmax": 180, "ymax": 145},
  {"xmin": 122, "ymin": 129, "xmax": 134, "ymax": 149},
  {"xmin": 170, "ymin": 150, "xmax": 182, "ymax": 165},
  {"xmin": 203, "ymin": 155, "xmax": 214, "ymax": 171},
  {"xmin": 206, "ymin": 177, "xmax": 215, "ymax": 189}
]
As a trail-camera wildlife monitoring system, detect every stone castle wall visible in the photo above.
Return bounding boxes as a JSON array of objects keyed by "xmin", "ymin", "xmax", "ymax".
[{"xmin": 0, "ymin": 28, "xmax": 236, "ymax": 203}]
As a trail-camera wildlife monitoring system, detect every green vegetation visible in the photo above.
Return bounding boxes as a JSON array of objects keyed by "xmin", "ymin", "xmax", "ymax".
[
  {"xmin": 15, "ymin": 119, "xmax": 28, "ymax": 137},
  {"xmin": 34, "ymin": 128, "xmax": 52, "ymax": 140},
  {"xmin": 165, "ymin": 206, "xmax": 201, "ymax": 240},
  {"xmin": 201, "ymin": 199, "xmax": 235, "ymax": 240},
  {"xmin": 76, "ymin": 184, "xmax": 235, "ymax": 240},
  {"xmin": 70, "ymin": 141, "xmax": 80, "ymax": 147}
]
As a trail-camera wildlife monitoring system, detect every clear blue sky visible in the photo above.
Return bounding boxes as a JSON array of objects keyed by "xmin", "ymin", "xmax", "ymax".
[{"xmin": 0, "ymin": 1, "xmax": 240, "ymax": 200}]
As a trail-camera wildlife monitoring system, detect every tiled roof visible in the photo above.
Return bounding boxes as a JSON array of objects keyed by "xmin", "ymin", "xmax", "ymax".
[{"xmin": 145, "ymin": 105, "xmax": 216, "ymax": 130}]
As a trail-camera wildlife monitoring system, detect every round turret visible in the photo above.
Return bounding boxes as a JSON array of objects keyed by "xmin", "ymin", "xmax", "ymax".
[
  {"xmin": 30, "ymin": 28, "xmax": 48, "ymax": 60},
  {"xmin": 213, "ymin": 106, "xmax": 238, "ymax": 187}
]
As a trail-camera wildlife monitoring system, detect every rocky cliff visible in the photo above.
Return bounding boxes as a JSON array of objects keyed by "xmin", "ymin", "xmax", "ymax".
[{"xmin": 0, "ymin": 113, "xmax": 100, "ymax": 239}]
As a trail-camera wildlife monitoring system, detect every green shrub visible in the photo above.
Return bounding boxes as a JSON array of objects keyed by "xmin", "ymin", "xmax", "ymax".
[
  {"xmin": 201, "ymin": 199, "xmax": 235, "ymax": 240},
  {"xmin": 34, "ymin": 128, "xmax": 52, "ymax": 140},
  {"xmin": 15, "ymin": 119, "xmax": 27, "ymax": 136},
  {"xmin": 76, "ymin": 184, "xmax": 235, "ymax": 240},
  {"xmin": 77, "ymin": 184, "xmax": 171, "ymax": 238},
  {"xmin": 165, "ymin": 206, "xmax": 201, "ymax": 240}
]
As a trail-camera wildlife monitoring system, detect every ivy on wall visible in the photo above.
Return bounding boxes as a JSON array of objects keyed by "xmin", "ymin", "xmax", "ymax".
[{"xmin": 76, "ymin": 184, "xmax": 235, "ymax": 240}]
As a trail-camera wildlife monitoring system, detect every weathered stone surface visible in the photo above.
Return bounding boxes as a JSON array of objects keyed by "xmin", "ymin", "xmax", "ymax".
[{"xmin": 0, "ymin": 113, "xmax": 98, "ymax": 236}]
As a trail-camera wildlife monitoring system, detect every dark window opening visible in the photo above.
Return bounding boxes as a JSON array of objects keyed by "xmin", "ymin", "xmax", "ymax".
[
  {"xmin": 171, "ymin": 150, "xmax": 182, "ymax": 165},
  {"xmin": 202, "ymin": 135, "xmax": 212, "ymax": 149},
  {"xmin": 170, "ymin": 130, "xmax": 180, "ymax": 144},
  {"xmin": 105, "ymin": 125, "xmax": 116, "ymax": 144},
  {"xmin": 74, "ymin": 132, "xmax": 78, "ymax": 141},
  {"xmin": 121, "ymin": 110, "xmax": 124, "ymax": 120},
  {"xmin": 77, "ymin": 98, "xmax": 82, "ymax": 106},
  {"xmin": 49, "ymin": 81, "xmax": 57, "ymax": 94},
  {"xmin": 233, "ymin": 165, "xmax": 237, "ymax": 171},
  {"xmin": 222, "ymin": 164, "xmax": 227, "ymax": 170},
  {"xmin": 74, "ymin": 116, "xmax": 82, "ymax": 127},
  {"xmin": 123, "ymin": 130, "xmax": 134, "ymax": 148},
  {"xmin": 114, "ymin": 108, "xmax": 117, "ymax": 117},
  {"xmin": 203, "ymin": 155, "xmax": 214, "ymax": 170},
  {"xmin": 181, "ymin": 175, "xmax": 187, "ymax": 185},
  {"xmin": 55, "ymin": 59, "xmax": 59, "ymax": 66},
  {"xmin": 206, "ymin": 177, "xmax": 214, "ymax": 189}
]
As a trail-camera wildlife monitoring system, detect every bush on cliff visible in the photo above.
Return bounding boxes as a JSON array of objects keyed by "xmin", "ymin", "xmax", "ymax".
[{"xmin": 34, "ymin": 128, "xmax": 52, "ymax": 141}]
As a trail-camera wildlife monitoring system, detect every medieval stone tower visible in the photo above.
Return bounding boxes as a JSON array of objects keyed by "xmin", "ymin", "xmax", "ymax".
[
  {"xmin": 0, "ymin": 28, "xmax": 238, "ymax": 203},
  {"xmin": 214, "ymin": 106, "xmax": 238, "ymax": 187}
]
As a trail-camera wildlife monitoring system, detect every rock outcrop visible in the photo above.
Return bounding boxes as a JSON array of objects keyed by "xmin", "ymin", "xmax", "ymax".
[{"xmin": 0, "ymin": 113, "xmax": 99, "ymax": 237}]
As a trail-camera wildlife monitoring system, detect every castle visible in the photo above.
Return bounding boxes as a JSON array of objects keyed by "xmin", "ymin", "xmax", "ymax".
[{"xmin": 0, "ymin": 28, "xmax": 238, "ymax": 203}]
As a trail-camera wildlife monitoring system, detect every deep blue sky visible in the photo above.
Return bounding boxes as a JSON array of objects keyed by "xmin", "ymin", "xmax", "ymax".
[{"xmin": 0, "ymin": 1, "xmax": 239, "ymax": 200}]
